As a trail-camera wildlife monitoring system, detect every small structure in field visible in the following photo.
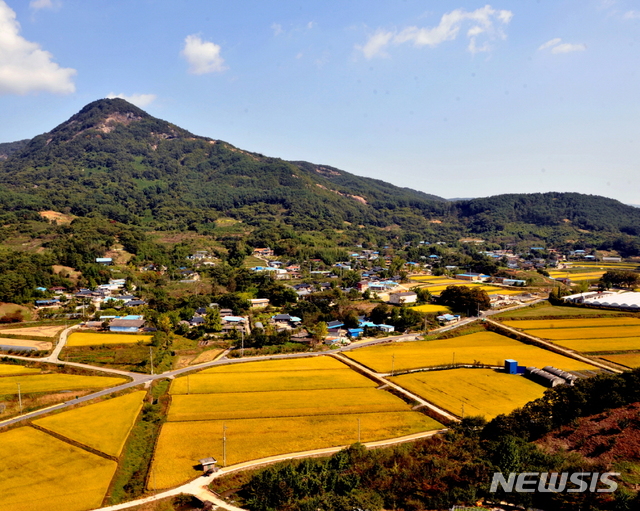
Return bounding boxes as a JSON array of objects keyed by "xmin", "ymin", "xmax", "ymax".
[{"xmin": 199, "ymin": 457, "xmax": 217, "ymax": 475}]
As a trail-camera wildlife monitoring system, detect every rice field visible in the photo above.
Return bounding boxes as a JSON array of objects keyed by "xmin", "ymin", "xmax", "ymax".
[
  {"xmin": 170, "ymin": 368, "xmax": 376, "ymax": 394},
  {"xmin": 201, "ymin": 356, "xmax": 344, "ymax": 373},
  {"xmin": 526, "ymin": 326, "xmax": 640, "ymax": 341},
  {"xmin": 34, "ymin": 391, "xmax": 145, "ymax": 457},
  {"xmin": 600, "ymin": 353, "xmax": 640, "ymax": 368},
  {"xmin": 168, "ymin": 387, "xmax": 408, "ymax": 421},
  {"xmin": 67, "ymin": 332, "xmax": 153, "ymax": 346},
  {"xmin": 503, "ymin": 317, "xmax": 640, "ymax": 330},
  {"xmin": 0, "ymin": 427, "xmax": 117, "ymax": 511},
  {"xmin": 549, "ymin": 337, "xmax": 640, "ymax": 353},
  {"xmin": 346, "ymin": 331, "xmax": 596, "ymax": 373},
  {"xmin": 409, "ymin": 304, "xmax": 452, "ymax": 313},
  {"xmin": 390, "ymin": 369, "xmax": 546, "ymax": 420},
  {"xmin": 0, "ymin": 363, "xmax": 40, "ymax": 376},
  {"xmin": 0, "ymin": 374, "xmax": 127, "ymax": 395},
  {"xmin": 150, "ymin": 411, "xmax": 442, "ymax": 489}
]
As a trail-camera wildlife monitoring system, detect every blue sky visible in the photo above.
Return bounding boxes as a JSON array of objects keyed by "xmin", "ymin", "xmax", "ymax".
[{"xmin": 1, "ymin": 0, "xmax": 639, "ymax": 203}]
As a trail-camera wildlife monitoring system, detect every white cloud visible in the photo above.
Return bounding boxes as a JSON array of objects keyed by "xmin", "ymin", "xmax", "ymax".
[
  {"xmin": 29, "ymin": 0, "xmax": 58, "ymax": 10},
  {"xmin": 307, "ymin": 21, "xmax": 315, "ymax": 29},
  {"xmin": 538, "ymin": 38, "xmax": 562, "ymax": 51},
  {"xmin": 106, "ymin": 93, "xmax": 157, "ymax": 108},
  {"xmin": 358, "ymin": 5, "xmax": 513, "ymax": 59},
  {"xmin": 271, "ymin": 23, "xmax": 283, "ymax": 36},
  {"xmin": 538, "ymin": 38, "xmax": 586, "ymax": 54},
  {"xmin": 551, "ymin": 42, "xmax": 587, "ymax": 54},
  {"xmin": 357, "ymin": 29, "xmax": 394, "ymax": 59},
  {"xmin": 181, "ymin": 34, "xmax": 226, "ymax": 74},
  {"xmin": 0, "ymin": 1, "xmax": 75, "ymax": 95},
  {"xmin": 623, "ymin": 10, "xmax": 640, "ymax": 19}
]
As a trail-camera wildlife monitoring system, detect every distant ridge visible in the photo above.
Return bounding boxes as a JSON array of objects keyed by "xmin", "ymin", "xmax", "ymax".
[{"xmin": 0, "ymin": 98, "xmax": 639, "ymax": 244}]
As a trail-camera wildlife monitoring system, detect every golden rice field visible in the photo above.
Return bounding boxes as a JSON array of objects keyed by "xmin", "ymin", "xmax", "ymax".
[
  {"xmin": 170, "ymin": 368, "xmax": 376, "ymax": 394},
  {"xmin": 34, "ymin": 391, "xmax": 145, "ymax": 457},
  {"xmin": 202, "ymin": 356, "xmax": 344, "ymax": 373},
  {"xmin": 390, "ymin": 369, "xmax": 546, "ymax": 419},
  {"xmin": 0, "ymin": 363, "xmax": 40, "ymax": 376},
  {"xmin": 0, "ymin": 374, "xmax": 127, "ymax": 396},
  {"xmin": 549, "ymin": 337, "xmax": 640, "ymax": 353},
  {"xmin": 528, "ymin": 326, "xmax": 640, "ymax": 341},
  {"xmin": 487, "ymin": 288, "xmax": 528, "ymax": 295},
  {"xmin": 600, "ymin": 353, "xmax": 640, "ymax": 368},
  {"xmin": 67, "ymin": 332, "xmax": 153, "ymax": 346},
  {"xmin": 409, "ymin": 304, "xmax": 452, "ymax": 313},
  {"xmin": 346, "ymin": 331, "xmax": 595, "ymax": 373},
  {"xmin": 0, "ymin": 427, "xmax": 117, "ymax": 511},
  {"xmin": 503, "ymin": 317, "xmax": 640, "ymax": 330},
  {"xmin": 151, "ymin": 411, "xmax": 442, "ymax": 489},
  {"xmin": 168, "ymin": 387, "xmax": 408, "ymax": 421},
  {"xmin": 409, "ymin": 275, "xmax": 455, "ymax": 283}
]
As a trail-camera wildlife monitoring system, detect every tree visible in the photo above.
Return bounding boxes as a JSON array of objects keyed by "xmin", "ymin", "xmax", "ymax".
[
  {"xmin": 204, "ymin": 307, "xmax": 222, "ymax": 332},
  {"xmin": 370, "ymin": 303, "xmax": 389, "ymax": 325},
  {"xmin": 438, "ymin": 285, "xmax": 490, "ymax": 314},
  {"xmin": 313, "ymin": 321, "xmax": 328, "ymax": 344}
]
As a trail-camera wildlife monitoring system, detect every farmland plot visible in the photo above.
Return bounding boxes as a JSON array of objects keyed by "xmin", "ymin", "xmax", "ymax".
[
  {"xmin": 67, "ymin": 332, "xmax": 153, "ymax": 346},
  {"xmin": 503, "ymin": 317, "xmax": 640, "ymax": 330},
  {"xmin": 170, "ymin": 368, "xmax": 376, "ymax": 394},
  {"xmin": 529, "ymin": 326, "xmax": 640, "ymax": 340},
  {"xmin": 346, "ymin": 331, "xmax": 595, "ymax": 373},
  {"xmin": 0, "ymin": 427, "xmax": 117, "ymax": 511},
  {"xmin": 168, "ymin": 387, "xmax": 407, "ymax": 421},
  {"xmin": 0, "ymin": 373, "xmax": 127, "ymax": 395},
  {"xmin": 391, "ymin": 368, "xmax": 546, "ymax": 419},
  {"xmin": 34, "ymin": 391, "xmax": 145, "ymax": 457},
  {"xmin": 151, "ymin": 411, "xmax": 442, "ymax": 489},
  {"xmin": 0, "ymin": 363, "xmax": 40, "ymax": 376}
]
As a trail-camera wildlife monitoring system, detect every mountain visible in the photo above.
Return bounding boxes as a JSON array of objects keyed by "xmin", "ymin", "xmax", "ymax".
[
  {"xmin": 1, "ymin": 98, "xmax": 640, "ymax": 248},
  {"xmin": 0, "ymin": 98, "xmax": 450, "ymax": 231}
]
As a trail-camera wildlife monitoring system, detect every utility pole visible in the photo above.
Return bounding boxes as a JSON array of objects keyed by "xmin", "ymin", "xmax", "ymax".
[
  {"xmin": 241, "ymin": 330, "xmax": 244, "ymax": 357},
  {"xmin": 223, "ymin": 423, "xmax": 227, "ymax": 467},
  {"xmin": 17, "ymin": 382, "xmax": 22, "ymax": 414},
  {"xmin": 391, "ymin": 354, "xmax": 395, "ymax": 376},
  {"xmin": 149, "ymin": 347, "xmax": 154, "ymax": 375},
  {"xmin": 358, "ymin": 418, "xmax": 361, "ymax": 443},
  {"xmin": 187, "ymin": 375, "xmax": 190, "ymax": 395},
  {"xmin": 452, "ymin": 352, "xmax": 455, "ymax": 366}
]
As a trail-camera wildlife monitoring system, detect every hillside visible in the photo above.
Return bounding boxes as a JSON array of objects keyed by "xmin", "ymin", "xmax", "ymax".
[
  {"xmin": 0, "ymin": 99, "xmax": 449, "ymax": 232},
  {"xmin": 0, "ymin": 98, "xmax": 639, "ymax": 249}
]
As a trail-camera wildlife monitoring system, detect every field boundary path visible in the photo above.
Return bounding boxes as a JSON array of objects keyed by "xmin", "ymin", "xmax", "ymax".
[{"xmin": 94, "ymin": 429, "xmax": 446, "ymax": 511}]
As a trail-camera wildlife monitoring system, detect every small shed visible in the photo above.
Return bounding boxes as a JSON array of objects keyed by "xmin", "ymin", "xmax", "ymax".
[
  {"xmin": 504, "ymin": 359, "xmax": 518, "ymax": 375},
  {"xmin": 199, "ymin": 457, "xmax": 217, "ymax": 474}
]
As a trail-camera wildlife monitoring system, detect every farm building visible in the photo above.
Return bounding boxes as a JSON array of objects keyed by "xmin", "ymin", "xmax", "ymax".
[
  {"xmin": 95, "ymin": 257, "xmax": 113, "ymax": 265},
  {"xmin": 109, "ymin": 316, "xmax": 145, "ymax": 332},
  {"xmin": 543, "ymin": 366, "xmax": 577, "ymax": 385},
  {"xmin": 249, "ymin": 298, "xmax": 270, "ymax": 308},
  {"xmin": 388, "ymin": 292, "xmax": 418, "ymax": 305}
]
